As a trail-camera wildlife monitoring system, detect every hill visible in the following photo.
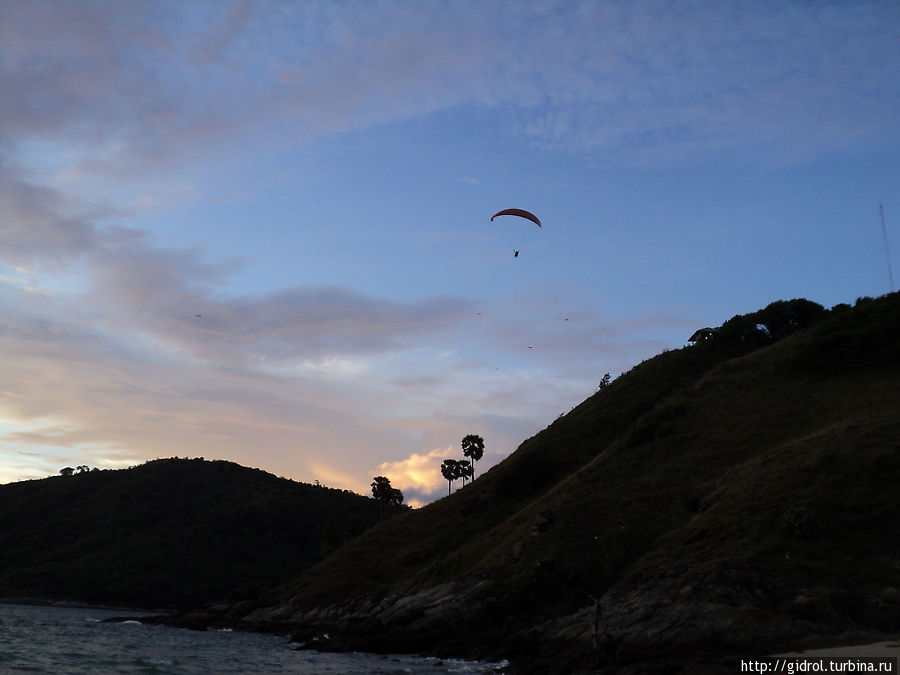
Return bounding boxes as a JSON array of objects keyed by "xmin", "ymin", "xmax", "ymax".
[
  {"xmin": 0, "ymin": 458, "xmax": 400, "ymax": 609},
  {"xmin": 172, "ymin": 294, "xmax": 900, "ymax": 673}
]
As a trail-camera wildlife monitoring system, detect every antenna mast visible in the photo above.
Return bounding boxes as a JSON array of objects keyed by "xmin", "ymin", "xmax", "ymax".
[{"xmin": 880, "ymin": 204, "xmax": 895, "ymax": 293}]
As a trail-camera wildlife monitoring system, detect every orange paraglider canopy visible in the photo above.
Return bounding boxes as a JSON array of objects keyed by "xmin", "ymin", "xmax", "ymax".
[{"xmin": 490, "ymin": 208, "xmax": 541, "ymax": 227}]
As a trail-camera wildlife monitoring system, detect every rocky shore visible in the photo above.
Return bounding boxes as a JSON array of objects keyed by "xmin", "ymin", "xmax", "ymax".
[{"xmin": 144, "ymin": 567, "xmax": 899, "ymax": 674}]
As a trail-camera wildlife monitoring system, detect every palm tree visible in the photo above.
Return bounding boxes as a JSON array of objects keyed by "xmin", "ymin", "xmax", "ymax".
[
  {"xmin": 461, "ymin": 434, "xmax": 484, "ymax": 479},
  {"xmin": 440, "ymin": 459, "xmax": 459, "ymax": 495},
  {"xmin": 457, "ymin": 459, "xmax": 473, "ymax": 486}
]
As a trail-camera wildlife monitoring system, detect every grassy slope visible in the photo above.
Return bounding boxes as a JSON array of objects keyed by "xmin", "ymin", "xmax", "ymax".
[
  {"xmin": 280, "ymin": 336, "xmax": 727, "ymax": 606},
  {"xmin": 273, "ymin": 294, "xmax": 900, "ymax": 653},
  {"xmin": 0, "ymin": 458, "xmax": 397, "ymax": 609}
]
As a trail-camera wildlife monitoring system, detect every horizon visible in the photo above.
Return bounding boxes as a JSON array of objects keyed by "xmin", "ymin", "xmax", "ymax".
[{"xmin": 2, "ymin": 1, "xmax": 898, "ymax": 506}]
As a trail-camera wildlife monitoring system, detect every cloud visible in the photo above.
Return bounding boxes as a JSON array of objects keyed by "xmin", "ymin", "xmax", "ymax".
[
  {"xmin": 0, "ymin": 275, "xmax": 494, "ymax": 499},
  {"xmin": 0, "ymin": 2, "xmax": 499, "ymax": 180},
  {"xmin": 1, "ymin": 172, "xmax": 476, "ymax": 367},
  {"xmin": 0, "ymin": 175, "xmax": 493, "ymax": 494},
  {"xmin": 5, "ymin": 0, "xmax": 896, "ymax": 181},
  {"xmin": 0, "ymin": 212, "xmax": 692, "ymax": 504},
  {"xmin": 505, "ymin": 2, "xmax": 900, "ymax": 164},
  {"xmin": 204, "ymin": 287, "xmax": 475, "ymax": 363},
  {"xmin": 376, "ymin": 446, "xmax": 457, "ymax": 507},
  {"xmin": 1, "ymin": 279, "xmax": 389, "ymax": 485},
  {"xmin": 0, "ymin": 168, "xmax": 699, "ymax": 500},
  {"xmin": 377, "ymin": 447, "xmax": 449, "ymax": 494},
  {"xmin": 0, "ymin": 168, "xmax": 103, "ymax": 269}
]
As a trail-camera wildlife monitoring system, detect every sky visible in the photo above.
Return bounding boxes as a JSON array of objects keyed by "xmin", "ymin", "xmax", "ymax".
[{"xmin": 2, "ymin": 0, "xmax": 898, "ymax": 506}]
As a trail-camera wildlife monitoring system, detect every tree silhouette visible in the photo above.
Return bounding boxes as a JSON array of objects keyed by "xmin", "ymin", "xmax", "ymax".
[
  {"xmin": 440, "ymin": 459, "xmax": 459, "ymax": 495},
  {"xmin": 371, "ymin": 476, "xmax": 403, "ymax": 506},
  {"xmin": 59, "ymin": 467, "xmax": 74, "ymax": 477},
  {"xmin": 457, "ymin": 459, "xmax": 473, "ymax": 486},
  {"xmin": 461, "ymin": 434, "xmax": 484, "ymax": 479}
]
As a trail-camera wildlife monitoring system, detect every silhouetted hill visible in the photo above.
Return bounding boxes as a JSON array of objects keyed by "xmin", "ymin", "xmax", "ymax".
[
  {"xmin": 0, "ymin": 458, "xmax": 398, "ymax": 609},
  {"xmin": 173, "ymin": 293, "xmax": 900, "ymax": 673}
]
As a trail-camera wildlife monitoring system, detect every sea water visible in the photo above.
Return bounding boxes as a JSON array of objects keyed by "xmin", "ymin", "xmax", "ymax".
[{"xmin": 0, "ymin": 604, "xmax": 506, "ymax": 674}]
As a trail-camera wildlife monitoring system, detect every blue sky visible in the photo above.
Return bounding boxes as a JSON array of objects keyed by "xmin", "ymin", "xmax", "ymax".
[{"xmin": 2, "ymin": 0, "xmax": 898, "ymax": 505}]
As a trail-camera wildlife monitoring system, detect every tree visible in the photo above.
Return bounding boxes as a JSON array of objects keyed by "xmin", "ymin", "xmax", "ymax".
[
  {"xmin": 440, "ymin": 459, "xmax": 459, "ymax": 495},
  {"xmin": 390, "ymin": 486, "xmax": 403, "ymax": 506},
  {"xmin": 457, "ymin": 459, "xmax": 474, "ymax": 486},
  {"xmin": 59, "ymin": 467, "xmax": 75, "ymax": 477},
  {"xmin": 598, "ymin": 373, "xmax": 611, "ymax": 390},
  {"xmin": 461, "ymin": 434, "xmax": 484, "ymax": 479},
  {"xmin": 371, "ymin": 476, "xmax": 403, "ymax": 506}
]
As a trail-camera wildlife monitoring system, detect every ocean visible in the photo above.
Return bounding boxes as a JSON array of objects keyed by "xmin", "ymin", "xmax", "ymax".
[{"xmin": 0, "ymin": 604, "xmax": 507, "ymax": 674}]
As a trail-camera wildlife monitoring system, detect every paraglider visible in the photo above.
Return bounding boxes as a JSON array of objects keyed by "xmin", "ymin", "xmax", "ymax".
[
  {"xmin": 492, "ymin": 209, "xmax": 541, "ymax": 259},
  {"xmin": 490, "ymin": 208, "xmax": 542, "ymax": 227}
]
